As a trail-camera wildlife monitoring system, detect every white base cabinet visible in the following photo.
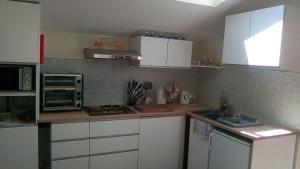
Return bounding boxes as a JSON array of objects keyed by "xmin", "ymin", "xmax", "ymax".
[
  {"xmin": 51, "ymin": 120, "xmax": 140, "ymax": 169},
  {"xmin": 0, "ymin": 126, "xmax": 38, "ymax": 169},
  {"xmin": 52, "ymin": 157, "xmax": 89, "ymax": 169},
  {"xmin": 188, "ymin": 119, "xmax": 210, "ymax": 169},
  {"xmin": 138, "ymin": 116, "xmax": 185, "ymax": 169},
  {"xmin": 90, "ymin": 151, "xmax": 138, "ymax": 169}
]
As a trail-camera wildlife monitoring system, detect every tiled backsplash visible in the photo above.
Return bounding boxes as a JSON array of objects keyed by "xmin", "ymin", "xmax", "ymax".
[
  {"xmin": 42, "ymin": 59, "xmax": 300, "ymax": 130},
  {"xmin": 41, "ymin": 59, "xmax": 200, "ymax": 106},
  {"xmin": 197, "ymin": 67, "xmax": 300, "ymax": 130}
]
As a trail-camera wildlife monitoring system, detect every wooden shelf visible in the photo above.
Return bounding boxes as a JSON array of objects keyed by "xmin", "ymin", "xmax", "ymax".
[
  {"xmin": 191, "ymin": 65, "xmax": 224, "ymax": 69},
  {"xmin": 0, "ymin": 91, "xmax": 36, "ymax": 97}
]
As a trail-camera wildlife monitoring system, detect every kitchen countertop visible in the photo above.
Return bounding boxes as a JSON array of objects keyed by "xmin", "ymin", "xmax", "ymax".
[{"xmin": 38, "ymin": 104, "xmax": 297, "ymax": 140}]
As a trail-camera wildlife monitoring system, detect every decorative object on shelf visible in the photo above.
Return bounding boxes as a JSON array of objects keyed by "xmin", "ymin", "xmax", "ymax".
[
  {"xmin": 179, "ymin": 90, "xmax": 195, "ymax": 104},
  {"xmin": 133, "ymin": 31, "xmax": 187, "ymax": 40},
  {"xmin": 156, "ymin": 86, "xmax": 166, "ymax": 104},
  {"xmin": 126, "ymin": 80, "xmax": 143, "ymax": 106},
  {"xmin": 165, "ymin": 84, "xmax": 181, "ymax": 104},
  {"xmin": 141, "ymin": 81, "xmax": 153, "ymax": 105},
  {"xmin": 191, "ymin": 56, "xmax": 223, "ymax": 69},
  {"xmin": 93, "ymin": 37, "xmax": 125, "ymax": 50}
]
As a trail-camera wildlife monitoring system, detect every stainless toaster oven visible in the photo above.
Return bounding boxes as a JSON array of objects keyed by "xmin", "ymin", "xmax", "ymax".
[{"xmin": 41, "ymin": 73, "xmax": 83, "ymax": 112}]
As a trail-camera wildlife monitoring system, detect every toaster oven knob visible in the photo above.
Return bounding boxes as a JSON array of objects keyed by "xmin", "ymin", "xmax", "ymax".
[{"xmin": 77, "ymin": 80, "xmax": 81, "ymax": 84}]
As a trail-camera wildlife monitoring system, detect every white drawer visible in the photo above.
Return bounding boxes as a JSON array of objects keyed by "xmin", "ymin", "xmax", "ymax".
[
  {"xmin": 90, "ymin": 119, "xmax": 139, "ymax": 138},
  {"xmin": 52, "ymin": 157, "xmax": 89, "ymax": 169},
  {"xmin": 51, "ymin": 140, "xmax": 89, "ymax": 159},
  {"xmin": 90, "ymin": 151, "xmax": 138, "ymax": 169},
  {"xmin": 90, "ymin": 135, "xmax": 139, "ymax": 155},
  {"xmin": 51, "ymin": 122, "xmax": 89, "ymax": 141}
]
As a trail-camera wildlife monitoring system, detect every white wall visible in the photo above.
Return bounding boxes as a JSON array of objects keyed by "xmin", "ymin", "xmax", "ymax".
[
  {"xmin": 195, "ymin": 0, "xmax": 300, "ymax": 168},
  {"xmin": 43, "ymin": 31, "xmax": 129, "ymax": 59}
]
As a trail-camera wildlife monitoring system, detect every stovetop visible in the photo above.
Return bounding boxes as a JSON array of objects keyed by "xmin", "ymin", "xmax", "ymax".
[{"xmin": 85, "ymin": 105, "xmax": 134, "ymax": 116}]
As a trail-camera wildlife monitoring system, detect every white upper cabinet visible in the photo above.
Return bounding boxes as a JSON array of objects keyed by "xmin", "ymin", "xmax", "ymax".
[
  {"xmin": 131, "ymin": 36, "xmax": 168, "ymax": 67},
  {"xmin": 167, "ymin": 39, "xmax": 192, "ymax": 67},
  {"xmin": 130, "ymin": 36, "xmax": 192, "ymax": 68},
  {"xmin": 222, "ymin": 12, "xmax": 251, "ymax": 65},
  {"xmin": 279, "ymin": 5, "xmax": 300, "ymax": 72},
  {"xmin": 247, "ymin": 6, "xmax": 284, "ymax": 66},
  {"xmin": 222, "ymin": 5, "xmax": 284, "ymax": 67},
  {"xmin": 0, "ymin": 1, "xmax": 40, "ymax": 63}
]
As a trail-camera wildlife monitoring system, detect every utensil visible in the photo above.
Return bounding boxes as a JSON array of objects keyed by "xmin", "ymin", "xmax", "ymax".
[{"xmin": 126, "ymin": 80, "xmax": 143, "ymax": 106}]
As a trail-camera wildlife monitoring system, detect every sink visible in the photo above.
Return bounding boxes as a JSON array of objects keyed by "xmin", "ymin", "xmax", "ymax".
[
  {"xmin": 192, "ymin": 110, "xmax": 262, "ymax": 128},
  {"xmin": 192, "ymin": 110, "xmax": 220, "ymax": 121},
  {"xmin": 217, "ymin": 114, "xmax": 261, "ymax": 128}
]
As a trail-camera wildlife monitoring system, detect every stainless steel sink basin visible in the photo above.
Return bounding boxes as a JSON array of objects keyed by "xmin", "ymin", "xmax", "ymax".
[
  {"xmin": 217, "ymin": 114, "xmax": 261, "ymax": 128},
  {"xmin": 192, "ymin": 110, "xmax": 262, "ymax": 128}
]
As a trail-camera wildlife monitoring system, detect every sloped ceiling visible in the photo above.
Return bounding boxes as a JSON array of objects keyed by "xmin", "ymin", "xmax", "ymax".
[{"xmin": 39, "ymin": 0, "xmax": 276, "ymax": 40}]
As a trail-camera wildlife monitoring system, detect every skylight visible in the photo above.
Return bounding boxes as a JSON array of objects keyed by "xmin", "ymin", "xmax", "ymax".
[{"xmin": 175, "ymin": 0, "xmax": 226, "ymax": 7}]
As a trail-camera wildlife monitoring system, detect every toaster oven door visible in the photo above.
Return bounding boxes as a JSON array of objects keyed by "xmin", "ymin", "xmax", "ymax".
[{"xmin": 43, "ymin": 89, "xmax": 82, "ymax": 111}]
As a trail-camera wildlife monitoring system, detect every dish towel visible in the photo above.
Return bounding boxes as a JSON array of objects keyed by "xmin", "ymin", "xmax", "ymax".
[{"xmin": 193, "ymin": 120, "xmax": 210, "ymax": 140}]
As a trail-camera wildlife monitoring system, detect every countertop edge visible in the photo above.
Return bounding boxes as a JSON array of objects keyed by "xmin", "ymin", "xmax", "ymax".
[{"xmin": 38, "ymin": 104, "xmax": 298, "ymax": 140}]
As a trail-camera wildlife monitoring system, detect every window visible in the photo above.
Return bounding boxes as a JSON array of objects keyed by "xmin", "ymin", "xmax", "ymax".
[{"xmin": 175, "ymin": 0, "xmax": 226, "ymax": 7}]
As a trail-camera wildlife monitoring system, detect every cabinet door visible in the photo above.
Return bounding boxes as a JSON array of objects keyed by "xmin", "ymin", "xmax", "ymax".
[
  {"xmin": 0, "ymin": 126, "xmax": 38, "ymax": 169},
  {"xmin": 208, "ymin": 130, "xmax": 251, "ymax": 169},
  {"xmin": 51, "ymin": 140, "xmax": 89, "ymax": 159},
  {"xmin": 51, "ymin": 122, "xmax": 90, "ymax": 141},
  {"xmin": 167, "ymin": 39, "xmax": 192, "ymax": 67},
  {"xmin": 222, "ymin": 12, "xmax": 251, "ymax": 65},
  {"xmin": 90, "ymin": 119, "xmax": 139, "ymax": 138},
  {"xmin": 90, "ymin": 151, "xmax": 138, "ymax": 169},
  {"xmin": 187, "ymin": 119, "xmax": 210, "ymax": 169},
  {"xmin": 0, "ymin": 1, "xmax": 40, "ymax": 63},
  {"xmin": 52, "ymin": 157, "xmax": 89, "ymax": 169},
  {"xmin": 90, "ymin": 135, "xmax": 139, "ymax": 155},
  {"xmin": 134, "ymin": 36, "xmax": 168, "ymax": 67},
  {"xmin": 138, "ymin": 116, "xmax": 185, "ymax": 169},
  {"xmin": 246, "ymin": 5, "xmax": 284, "ymax": 66}
]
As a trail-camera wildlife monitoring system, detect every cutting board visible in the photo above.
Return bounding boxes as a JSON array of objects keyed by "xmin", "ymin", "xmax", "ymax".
[{"xmin": 135, "ymin": 104, "xmax": 174, "ymax": 113}]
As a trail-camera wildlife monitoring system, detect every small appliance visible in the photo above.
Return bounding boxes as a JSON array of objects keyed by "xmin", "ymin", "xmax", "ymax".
[
  {"xmin": 0, "ymin": 65, "xmax": 33, "ymax": 91},
  {"xmin": 41, "ymin": 73, "xmax": 83, "ymax": 112}
]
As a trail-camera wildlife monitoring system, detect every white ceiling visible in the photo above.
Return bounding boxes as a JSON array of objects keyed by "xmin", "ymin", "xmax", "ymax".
[{"xmin": 40, "ymin": 0, "xmax": 245, "ymax": 40}]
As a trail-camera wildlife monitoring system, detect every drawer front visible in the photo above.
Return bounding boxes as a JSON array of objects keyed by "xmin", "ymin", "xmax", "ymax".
[
  {"xmin": 90, "ymin": 135, "xmax": 139, "ymax": 155},
  {"xmin": 90, "ymin": 151, "xmax": 138, "ymax": 169},
  {"xmin": 51, "ymin": 122, "xmax": 89, "ymax": 141},
  {"xmin": 51, "ymin": 140, "xmax": 89, "ymax": 159},
  {"xmin": 52, "ymin": 157, "xmax": 89, "ymax": 169},
  {"xmin": 90, "ymin": 119, "xmax": 139, "ymax": 138}
]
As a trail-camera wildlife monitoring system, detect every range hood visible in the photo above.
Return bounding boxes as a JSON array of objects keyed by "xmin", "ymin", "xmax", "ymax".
[{"xmin": 84, "ymin": 48, "xmax": 142, "ymax": 61}]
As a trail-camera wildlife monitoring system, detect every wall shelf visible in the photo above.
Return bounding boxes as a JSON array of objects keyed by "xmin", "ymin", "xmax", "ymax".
[
  {"xmin": 0, "ymin": 91, "xmax": 36, "ymax": 97},
  {"xmin": 191, "ymin": 65, "xmax": 224, "ymax": 69}
]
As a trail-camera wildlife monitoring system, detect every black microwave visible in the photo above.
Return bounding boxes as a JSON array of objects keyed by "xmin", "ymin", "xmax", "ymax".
[{"xmin": 0, "ymin": 65, "xmax": 34, "ymax": 91}]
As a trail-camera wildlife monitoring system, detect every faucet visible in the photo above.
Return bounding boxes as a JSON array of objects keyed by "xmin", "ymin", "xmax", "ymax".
[
  {"xmin": 219, "ymin": 92, "xmax": 241, "ymax": 120},
  {"xmin": 219, "ymin": 92, "xmax": 235, "ymax": 117}
]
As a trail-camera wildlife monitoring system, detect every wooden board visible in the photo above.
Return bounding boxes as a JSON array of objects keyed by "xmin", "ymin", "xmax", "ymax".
[{"xmin": 134, "ymin": 105, "xmax": 174, "ymax": 113}]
